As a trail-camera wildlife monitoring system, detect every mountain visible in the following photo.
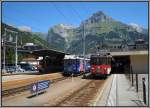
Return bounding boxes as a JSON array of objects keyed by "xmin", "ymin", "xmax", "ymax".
[
  {"xmin": 47, "ymin": 24, "xmax": 76, "ymax": 51},
  {"xmin": 46, "ymin": 11, "xmax": 148, "ymax": 54},
  {"xmin": 129, "ymin": 23, "xmax": 148, "ymax": 34},
  {"xmin": 1, "ymin": 23, "xmax": 55, "ymax": 64},
  {"xmin": 33, "ymin": 32, "xmax": 48, "ymax": 40}
]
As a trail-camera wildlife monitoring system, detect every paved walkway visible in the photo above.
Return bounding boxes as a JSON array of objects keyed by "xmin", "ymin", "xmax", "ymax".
[
  {"xmin": 95, "ymin": 74, "xmax": 146, "ymax": 106},
  {"xmin": 2, "ymin": 71, "xmax": 39, "ymax": 76}
]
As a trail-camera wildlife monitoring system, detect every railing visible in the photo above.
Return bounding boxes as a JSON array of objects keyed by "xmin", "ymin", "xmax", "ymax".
[
  {"xmin": 99, "ymin": 44, "xmax": 148, "ymax": 52},
  {"xmin": 109, "ymin": 47, "xmax": 148, "ymax": 52},
  {"xmin": 126, "ymin": 66, "xmax": 148, "ymax": 106}
]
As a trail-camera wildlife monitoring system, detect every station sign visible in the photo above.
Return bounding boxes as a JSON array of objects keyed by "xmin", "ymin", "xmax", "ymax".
[{"xmin": 31, "ymin": 80, "xmax": 51, "ymax": 93}]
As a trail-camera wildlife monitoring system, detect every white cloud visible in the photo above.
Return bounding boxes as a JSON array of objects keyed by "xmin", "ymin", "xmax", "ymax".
[
  {"xmin": 7, "ymin": 23, "xmax": 14, "ymax": 27},
  {"xmin": 18, "ymin": 26, "xmax": 32, "ymax": 32},
  {"xmin": 129, "ymin": 23, "xmax": 143, "ymax": 33}
]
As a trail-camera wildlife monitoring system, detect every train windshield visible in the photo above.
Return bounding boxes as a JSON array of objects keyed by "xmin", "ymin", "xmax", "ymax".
[
  {"xmin": 64, "ymin": 59, "xmax": 80, "ymax": 65},
  {"xmin": 91, "ymin": 57, "xmax": 111, "ymax": 65}
]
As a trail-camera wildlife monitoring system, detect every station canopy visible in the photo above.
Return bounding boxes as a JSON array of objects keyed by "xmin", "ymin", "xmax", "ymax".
[
  {"xmin": 18, "ymin": 49, "xmax": 66, "ymax": 57},
  {"xmin": 31, "ymin": 49, "xmax": 66, "ymax": 57}
]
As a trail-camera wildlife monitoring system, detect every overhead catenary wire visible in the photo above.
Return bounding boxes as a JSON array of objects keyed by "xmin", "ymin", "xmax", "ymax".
[
  {"xmin": 69, "ymin": 5, "xmax": 83, "ymax": 21},
  {"xmin": 15, "ymin": 4, "xmax": 72, "ymax": 50},
  {"xmin": 3, "ymin": 4, "xmax": 104, "ymax": 33},
  {"xmin": 3, "ymin": 3, "xmax": 86, "ymax": 53},
  {"xmin": 3, "ymin": 3, "xmax": 107, "ymax": 53},
  {"xmin": 50, "ymin": 2, "xmax": 73, "ymax": 25},
  {"xmin": 50, "ymin": 2, "xmax": 76, "ymax": 54},
  {"xmin": 69, "ymin": 4, "xmax": 87, "ymax": 76},
  {"xmin": 67, "ymin": 4, "xmax": 104, "ymax": 32}
]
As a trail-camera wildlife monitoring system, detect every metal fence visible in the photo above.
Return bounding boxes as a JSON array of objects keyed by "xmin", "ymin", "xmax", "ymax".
[{"xmin": 126, "ymin": 74, "xmax": 148, "ymax": 106}]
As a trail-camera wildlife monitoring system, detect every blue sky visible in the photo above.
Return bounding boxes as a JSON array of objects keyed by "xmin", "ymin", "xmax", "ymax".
[{"xmin": 2, "ymin": 2, "xmax": 148, "ymax": 33}]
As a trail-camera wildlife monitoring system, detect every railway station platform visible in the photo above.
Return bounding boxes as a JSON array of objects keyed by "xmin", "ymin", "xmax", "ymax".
[
  {"xmin": 94, "ymin": 74, "xmax": 148, "ymax": 106},
  {"xmin": 2, "ymin": 71, "xmax": 39, "ymax": 76}
]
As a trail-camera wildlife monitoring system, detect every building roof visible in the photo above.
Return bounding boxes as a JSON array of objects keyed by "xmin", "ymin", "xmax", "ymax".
[
  {"xmin": 18, "ymin": 49, "xmax": 66, "ymax": 57},
  {"xmin": 32, "ymin": 49, "xmax": 65, "ymax": 57},
  {"xmin": 64, "ymin": 55, "xmax": 85, "ymax": 60}
]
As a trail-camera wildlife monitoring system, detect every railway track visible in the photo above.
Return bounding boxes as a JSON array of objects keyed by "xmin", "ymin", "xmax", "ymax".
[
  {"xmin": 2, "ymin": 74, "xmax": 68, "ymax": 97},
  {"xmin": 49, "ymin": 77, "xmax": 108, "ymax": 106}
]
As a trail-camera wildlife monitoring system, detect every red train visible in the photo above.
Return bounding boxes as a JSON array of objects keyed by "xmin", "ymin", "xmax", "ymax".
[{"xmin": 90, "ymin": 53, "xmax": 112, "ymax": 78}]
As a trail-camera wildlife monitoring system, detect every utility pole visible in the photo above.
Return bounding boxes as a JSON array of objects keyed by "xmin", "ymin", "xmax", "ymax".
[
  {"xmin": 7, "ymin": 29, "xmax": 18, "ymax": 71},
  {"xmin": 3, "ymin": 28, "xmax": 6, "ymax": 73},
  {"xmin": 82, "ymin": 23, "xmax": 86, "ymax": 77},
  {"xmin": 83, "ymin": 24, "xmax": 85, "ymax": 57},
  {"xmin": 15, "ymin": 32, "xmax": 18, "ymax": 72},
  {"xmin": 3, "ymin": 28, "xmax": 18, "ymax": 73}
]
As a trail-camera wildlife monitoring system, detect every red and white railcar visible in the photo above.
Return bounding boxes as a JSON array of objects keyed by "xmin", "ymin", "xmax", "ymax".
[{"xmin": 90, "ymin": 53, "xmax": 112, "ymax": 77}]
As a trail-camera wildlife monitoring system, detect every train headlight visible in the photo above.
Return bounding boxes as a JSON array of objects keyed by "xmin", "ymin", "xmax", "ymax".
[
  {"xmin": 91, "ymin": 67, "xmax": 94, "ymax": 70},
  {"xmin": 98, "ymin": 67, "xmax": 100, "ymax": 69},
  {"xmin": 107, "ymin": 68, "xmax": 111, "ymax": 74}
]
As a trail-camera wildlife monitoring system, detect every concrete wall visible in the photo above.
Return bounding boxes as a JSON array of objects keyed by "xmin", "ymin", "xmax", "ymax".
[{"xmin": 130, "ymin": 55, "xmax": 148, "ymax": 74}]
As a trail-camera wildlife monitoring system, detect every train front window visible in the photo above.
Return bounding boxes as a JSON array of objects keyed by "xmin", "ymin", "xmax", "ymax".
[
  {"xmin": 64, "ymin": 59, "xmax": 81, "ymax": 67},
  {"xmin": 64, "ymin": 59, "xmax": 76, "ymax": 65},
  {"xmin": 91, "ymin": 58, "xmax": 100, "ymax": 65},
  {"xmin": 100, "ymin": 57, "xmax": 111, "ymax": 65},
  {"xmin": 64, "ymin": 60, "xmax": 72, "ymax": 65},
  {"xmin": 91, "ymin": 57, "xmax": 111, "ymax": 65},
  {"xmin": 76, "ymin": 59, "xmax": 80, "ymax": 64}
]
